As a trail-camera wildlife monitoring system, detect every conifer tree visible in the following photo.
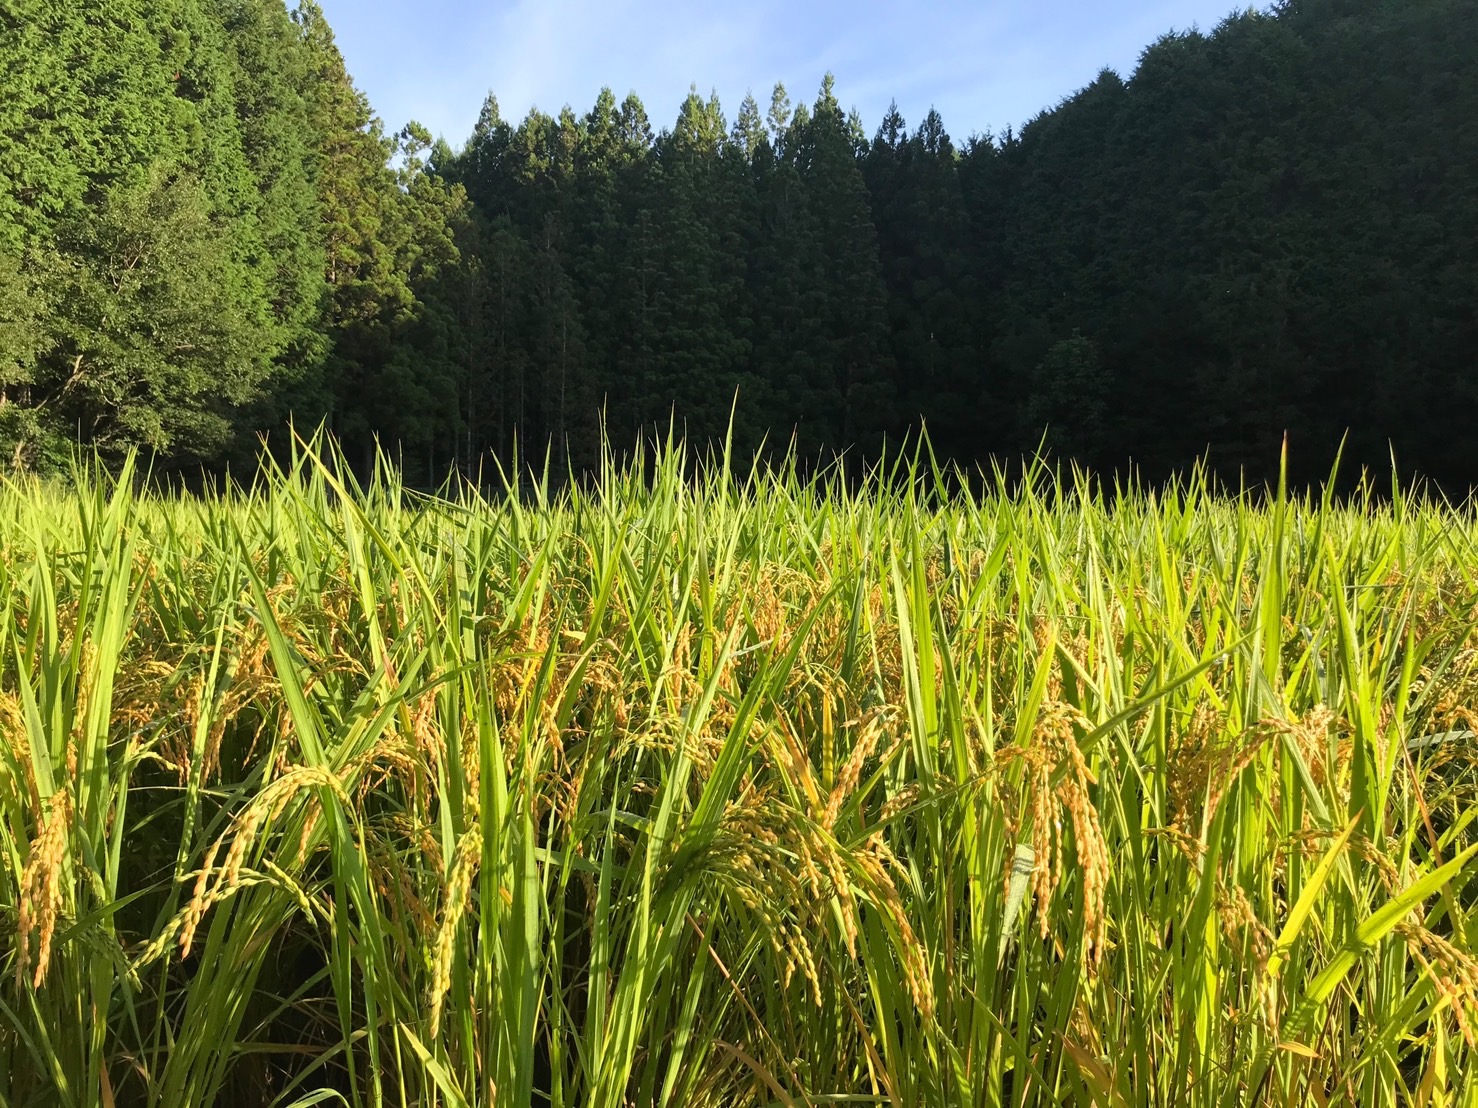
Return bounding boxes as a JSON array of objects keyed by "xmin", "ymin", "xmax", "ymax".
[
  {"xmin": 866, "ymin": 105, "xmax": 976, "ymax": 453},
  {"xmin": 3, "ymin": 0, "xmax": 1475, "ymax": 485},
  {"xmin": 642, "ymin": 90, "xmax": 750, "ymax": 443},
  {"xmin": 791, "ymin": 76, "xmax": 893, "ymax": 450}
]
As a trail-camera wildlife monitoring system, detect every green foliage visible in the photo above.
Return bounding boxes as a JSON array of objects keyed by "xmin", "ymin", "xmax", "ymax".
[
  {"xmin": 789, "ymin": 76, "xmax": 895, "ymax": 452},
  {"xmin": 2, "ymin": 170, "xmax": 267, "ymax": 467},
  {"xmin": 1024, "ymin": 332, "xmax": 1108, "ymax": 461},
  {"xmin": 0, "ymin": 0, "xmax": 468, "ymax": 475},
  {"xmin": 986, "ymin": 0, "xmax": 1478, "ymax": 483},
  {"xmin": 215, "ymin": 0, "xmax": 330, "ymax": 372},
  {"xmin": 0, "ymin": 249, "xmax": 47, "ymax": 392},
  {"xmin": 0, "ymin": 0, "xmax": 195, "ymax": 247},
  {"xmin": 0, "ymin": 247, "xmax": 56, "ymax": 467},
  {"xmin": 2, "ymin": 438, "xmax": 1477, "ymax": 1105},
  {"xmin": 278, "ymin": 2, "xmax": 475, "ymax": 477},
  {"xmin": 865, "ymin": 104, "xmax": 979, "ymax": 457},
  {"xmin": 420, "ymin": 0, "xmax": 1476, "ymax": 488},
  {"xmin": 2, "ymin": 0, "xmax": 1476, "ymax": 490}
]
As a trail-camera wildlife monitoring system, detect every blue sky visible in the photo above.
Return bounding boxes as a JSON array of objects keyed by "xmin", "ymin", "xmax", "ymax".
[{"xmin": 316, "ymin": 0, "xmax": 1254, "ymax": 148}]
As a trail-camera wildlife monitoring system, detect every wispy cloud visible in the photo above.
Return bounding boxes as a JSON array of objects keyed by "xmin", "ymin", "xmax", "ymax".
[{"xmin": 319, "ymin": 0, "xmax": 1248, "ymax": 148}]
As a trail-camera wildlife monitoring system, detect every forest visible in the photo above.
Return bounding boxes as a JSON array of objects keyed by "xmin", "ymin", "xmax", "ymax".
[
  {"xmin": 1, "ymin": 0, "xmax": 1475, "ymax": 486},
  {"xmin": 5, "ymin": 5, "xmax": 1478, "ymax": 1105}
]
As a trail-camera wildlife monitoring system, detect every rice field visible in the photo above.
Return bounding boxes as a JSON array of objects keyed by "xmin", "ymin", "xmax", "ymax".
[{"xmin": 2, "ymin": 439, "xmax": 1476, "ymax": 1107}]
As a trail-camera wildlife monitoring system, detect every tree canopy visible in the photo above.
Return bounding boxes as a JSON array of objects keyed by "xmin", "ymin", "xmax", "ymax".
[{"xmin": 2, "ymin": 0, "xmax": 1473, "ymax": 487}]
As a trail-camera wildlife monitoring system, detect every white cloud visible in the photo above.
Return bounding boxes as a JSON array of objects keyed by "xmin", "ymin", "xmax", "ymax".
[{"xmin": 320, "ymin": 0, "xmax": 1250, "ymax": 148}]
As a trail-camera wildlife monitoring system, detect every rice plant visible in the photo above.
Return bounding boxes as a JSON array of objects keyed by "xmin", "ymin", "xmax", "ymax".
[{"xmin": 1, "ymin": 437, "xmax": 1476, "ymax": 1107}]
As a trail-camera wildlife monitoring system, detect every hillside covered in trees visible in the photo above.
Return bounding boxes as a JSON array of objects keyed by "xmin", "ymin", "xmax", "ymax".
[{"xmin": 1, "ymin": 0, "xmax": 1473, "ymax": 486}]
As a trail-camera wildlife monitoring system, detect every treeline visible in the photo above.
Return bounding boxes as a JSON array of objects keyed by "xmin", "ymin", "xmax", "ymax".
[
  {"xmin": 2, "ymin": 0, "xmax": 1474, "ymax": 486},
  {"xmin": 0, "ymin": 0, "xmax": 467, "ymax": 475}
]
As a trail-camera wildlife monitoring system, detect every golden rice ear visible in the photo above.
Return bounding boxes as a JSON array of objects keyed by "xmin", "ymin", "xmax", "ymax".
[
  {"xmin": 428, "ymin": 824, "xmax": 483, "ymax": 1039},
  {"xmin": 17, "ymin": 789, "xmax": 73, "ymax": 989},
  {"xmin": 1396, "ymin": 922, "xmax": 1478, "ymax": 1051},
  {"xmin": 178, "ymin": 765, "xmax": 346, "ymax": 959},
  {"xmin": 7, "ymin": 428, "xmax": 1478, "ymax": 1104},
  {"xmin": 177, "ymin": 834, "xmax": 223, "ymax": 961},
  {"xmin": 822, "ymin": 706, "xmax": 887, "ymax": 830}
]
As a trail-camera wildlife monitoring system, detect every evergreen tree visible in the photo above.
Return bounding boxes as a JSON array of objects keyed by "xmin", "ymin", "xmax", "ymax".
[
  {"xmin": 215, "ymin": 0, "xmax": 328, "ymax": 379},
  {"xmin": 568, "ymin": 88, "xmax": 647, "ymax": 450},
  {"xmin": 732, "ymin": 92, "xmax": 768, "ymax": 160},
  {"xmin": 748, "ymin": 83, "xmax": 826, "ymax": 455},
  {"xmin": 866, "ymin": 104, "xmax": 978, "ymax": 453},
  {"xmin": 3, "ymin": 0, "xmax": 1476, "ymax": 486},
  {"xmin": 0, "ymin": 0, "xmax": 196, "ymax": 248},
  {"xmin": 642, "ymin": 90, "xmax": 751, "ymax": 443},
  {"xmin": 1023, "ymin": 332, "xmax": 1109, "ymax": 462},
  {"xmin": 0, "ymin": 247, "xmax": 53, "ymax": 466},
  {"xmin": 294, "ymin": 0, "xmax": 415, "ymax": 465},
  {"xmin": 790, "ymin": 76, "xmax": 893, "ymax": 452},
  {"xmin": 0, "ymin": 0, "xmax": 319, "ymax": 468}
]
